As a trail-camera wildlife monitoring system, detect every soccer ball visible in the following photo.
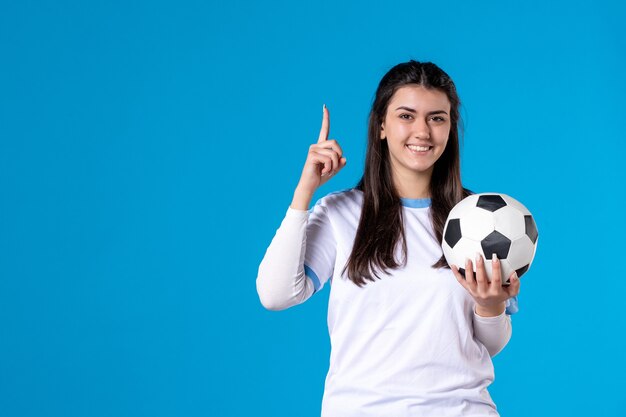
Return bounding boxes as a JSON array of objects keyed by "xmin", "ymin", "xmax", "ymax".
[{"xmin": 442, "ymin": 193, "xmax": 539, "ymax": 285}]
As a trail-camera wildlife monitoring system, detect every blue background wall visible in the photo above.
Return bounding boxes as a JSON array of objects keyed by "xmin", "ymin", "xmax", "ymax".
[{"xmin": 1, "ymin": 0, "xmax": 624, "ymax": 416}]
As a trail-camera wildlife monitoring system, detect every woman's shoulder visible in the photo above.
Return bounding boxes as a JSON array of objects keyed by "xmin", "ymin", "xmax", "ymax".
[{"xmin": 312, "ymin": 187, "xmax": 363, "ymax": 212}]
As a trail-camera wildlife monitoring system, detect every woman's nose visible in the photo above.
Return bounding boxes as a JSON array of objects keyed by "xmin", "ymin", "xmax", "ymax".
[{"xmin": 413, "ymin": 118, "xmax": 430, "ymax": 139}]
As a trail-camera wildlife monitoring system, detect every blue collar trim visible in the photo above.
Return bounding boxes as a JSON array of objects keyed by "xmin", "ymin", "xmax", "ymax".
[{"xmin": 400, "ymin": 197, "xmax": 432, "ymax": 208}]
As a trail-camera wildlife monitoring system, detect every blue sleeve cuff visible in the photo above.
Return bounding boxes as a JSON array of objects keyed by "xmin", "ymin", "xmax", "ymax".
[{"xmin": 505, "ymin": 296, "xmax": 519, "ymax": 315}]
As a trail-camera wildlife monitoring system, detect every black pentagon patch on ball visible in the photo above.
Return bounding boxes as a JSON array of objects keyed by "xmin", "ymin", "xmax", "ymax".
[
  {"xmin": 524, "ymin": 215, "xmax": 538, "ymax": 243},
  {"xmin": 458, "ymin": 267, "xmax": 466, "ymax": 278},
  {"xmin": 516, "ymin": 264, "xmax": 529, "ymax": 278},
  {"xmin": 481, "ymin": 230, "xmax": 511, "ymax": 259},
  {"xmin": 444, "ymin": 218, "xmax": 462, "ymax": 248},
  {"xmin": 476, "ymin": 194, "xmax": 507, "ymax": 212}
]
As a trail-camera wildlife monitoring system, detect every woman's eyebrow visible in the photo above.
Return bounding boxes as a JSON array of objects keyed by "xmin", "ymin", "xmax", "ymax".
[{"xmin": 395, "ymin": 106, "xmax": 448, "ymax": 116}]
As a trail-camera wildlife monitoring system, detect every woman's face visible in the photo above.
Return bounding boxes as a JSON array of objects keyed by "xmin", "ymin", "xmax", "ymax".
[{"xmin": 380, "ymin": 84, "xmax": 452, "ymax": 181}]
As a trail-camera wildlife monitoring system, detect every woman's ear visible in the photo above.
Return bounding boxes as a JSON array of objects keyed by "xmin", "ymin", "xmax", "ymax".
[{"xmin": 380, "ymin": 123, "xmax": 385, "ymax": 140}]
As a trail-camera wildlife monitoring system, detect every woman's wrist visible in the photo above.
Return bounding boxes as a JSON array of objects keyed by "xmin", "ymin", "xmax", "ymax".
[
  {"xmin": 290, "ymin": 186, "xmax": 314, "ymax": 211},
  {"xmin": 475, "ymin": 302, "xmax": 506, "ymax": 317}
]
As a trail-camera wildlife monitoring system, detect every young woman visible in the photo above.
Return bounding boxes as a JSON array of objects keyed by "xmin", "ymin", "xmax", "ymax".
[{"xmin": 256, "ymin": 60, "xmax": 521, "ymax": 417}]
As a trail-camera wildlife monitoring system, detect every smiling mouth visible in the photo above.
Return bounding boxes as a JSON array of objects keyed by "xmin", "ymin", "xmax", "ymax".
[{"xmin": 406, "ymin": 144, "xmax": 433, "ymax": 152}]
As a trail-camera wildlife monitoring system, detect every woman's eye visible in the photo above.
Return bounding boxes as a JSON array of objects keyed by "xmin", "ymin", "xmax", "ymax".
[
  {"xmin": 399, "ymin": 114, "xmax": 412, "ymax": 120},
  {"xmin": 431, "ymin": 116, "xmax": 446, "ymax": 122}
]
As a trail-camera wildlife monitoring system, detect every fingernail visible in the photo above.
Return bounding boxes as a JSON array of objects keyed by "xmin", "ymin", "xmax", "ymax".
[
  {"xmin": 475, "ymin": 253, "xmax": 481, "ymax": 264},
  {"xmin": 492, "ymin": 253, "xmax": 497, "ymax": 263},
  {"xmin": 323, "ymin": 104, "xmax": 326, "ymax": 111}
]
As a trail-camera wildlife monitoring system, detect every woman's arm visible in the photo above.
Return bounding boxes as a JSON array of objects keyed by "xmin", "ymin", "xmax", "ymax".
[
  {"xmin": 451, "ymin": 255, "xmax": 520, "ymax": 357},
  {"xmin": 256, "ymin": 105, "xmax": 345, "ymax": 311},
  {"xmin": 256, "ymin": 207, "xmax": 316, "ymax": 311},
  {"xmin": 473, "ymin": 307, "xmax": 512, "ymax": 357}
]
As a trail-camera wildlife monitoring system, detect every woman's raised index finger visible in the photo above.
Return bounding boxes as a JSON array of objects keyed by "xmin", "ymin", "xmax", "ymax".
[{"xmin": 317, "ymin": 104, "xmax": 330, "ymax": 143}]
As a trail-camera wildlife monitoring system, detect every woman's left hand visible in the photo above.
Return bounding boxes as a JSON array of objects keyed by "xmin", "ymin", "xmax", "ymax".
[{"xmin": 450, "ymin": 253, "xmax": 521, "ymax": 316}]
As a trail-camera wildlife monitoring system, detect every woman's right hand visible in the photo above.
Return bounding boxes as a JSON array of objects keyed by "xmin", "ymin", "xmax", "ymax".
[{"xmin": 295, "ymin": 105, "xmax": 347, "ymax": 197}]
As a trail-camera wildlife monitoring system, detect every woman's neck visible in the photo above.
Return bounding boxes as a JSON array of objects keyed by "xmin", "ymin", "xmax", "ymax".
[{"xmin": 392, "ymin": 168, "xmax": 432, "ymax": 199}]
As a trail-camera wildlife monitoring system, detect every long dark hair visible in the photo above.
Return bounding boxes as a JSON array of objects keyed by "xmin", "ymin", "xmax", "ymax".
[{"xmin": 342, "ymin": 60, "xmax": 471, "ymax": 287}]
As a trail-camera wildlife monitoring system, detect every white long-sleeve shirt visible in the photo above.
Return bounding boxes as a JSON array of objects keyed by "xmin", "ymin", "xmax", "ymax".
[{"xmin": 257, "ymin": 188, "xmax": 516, "ymax": 417}]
